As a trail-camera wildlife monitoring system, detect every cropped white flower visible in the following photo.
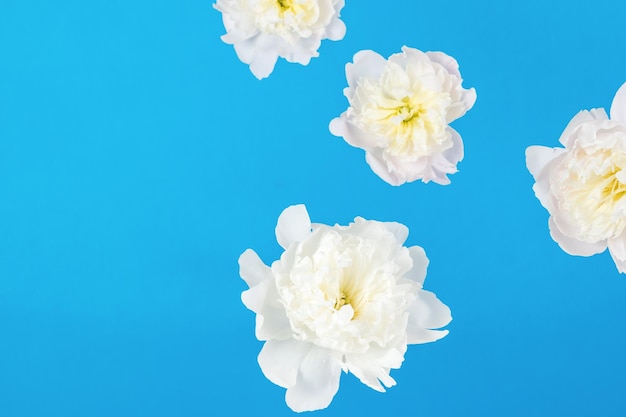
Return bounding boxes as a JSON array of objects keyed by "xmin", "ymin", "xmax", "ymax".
[
  {"xmin": 526, "ymin": 82, "xmax": 626, "ymax": 273},
  {"xmin": 238, "ymin": 204, "xmax": 451, "ymax": 412},
  {"xmin": 329, "ymin": 46, "xmax": 476, "ymax": 185},
  {"xmin": 214, "ymin": 0, "xmax": 346, "ymax": 79}
]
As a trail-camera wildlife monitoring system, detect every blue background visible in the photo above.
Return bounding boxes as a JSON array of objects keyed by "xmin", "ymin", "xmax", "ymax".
[{"xmin": 1, "ymin": 0, "xmax": 625, "ymax": 415}]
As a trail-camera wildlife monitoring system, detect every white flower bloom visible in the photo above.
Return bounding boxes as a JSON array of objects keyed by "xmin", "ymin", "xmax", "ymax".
[
  {"xmin": 214, "ymin": 0, "xmax": 346, "ymax": 79},
  {"xmin": 329, "ymin": 46, "xmax": 476, "ymax": 186},
  {"xmin": 239, "ymin": 204, "xmax": 451, "ymax": 412},
  {"xmin": 526, "ymin": 82, "xmax": 626, "ymax": 273}
]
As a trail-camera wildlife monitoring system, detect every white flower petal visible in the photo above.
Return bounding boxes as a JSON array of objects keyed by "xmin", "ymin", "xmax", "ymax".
[
  {"xmin": 430, "ymin": 126, "xmax": 464, "ymax": 184},
  {"xmin": 283, "ymin": 37, "xmax": 318, "ymax": 65},
  {"xmin": 426, "ymin": 51, "xmax": 476, "ymax": 123},
  {"xmin": 239, "ymin": 250, "xmax": 292, "ymax": 341},
  {"xmin": 445, "ymin": 128, "xmax": 465, "ymax": 163},
  {"xmin": 462, "ymin": 87, "xmax": 478, "ymax": 116},
  {"xmin": 238, "ymin": 249, "xmax": 272, "ymax": 287},
  {"xmin": 548, "ymin": 217, "xmax": 606, "ymax": 257},
  {"xmin": 525, "ymin": 145, "xmax": 564, "ymax": 179},
  {"xmin": 325, "ymin": 16, "xmax": 346, "ymax": 40},
  {"xmin": 558, "ymin": 109, "xmax": 608, "ymax": 147},
  {"xmin": 241, "ymin": 279, "xmax": 292, "ymax": 341},
  {"xmin": 406, "ymin": 327, "xmax": 449, "ymax": 345},
  {"xmin": 530, "ymin": 153, "xmax": 565, "ymax": 212},
  {"xmin": 345, "ymin": 346, "xmax": 404, "ymax": 392},
  {"xmin": 382, "ymin": 222, "xmax": 409, "ymax": 245},
  {"xmin": 275, "ymin": 204, "xmax": 312, "ymax": 250},
  {"xmin": 345, "ymin": 364, "xmax": 386, "ymax": 392},
  {"xmin": 247, "ymin": 43, "xmax": 280, "ymax": 80},
  {"xmin": 608, "ymin": 235, "xmax": 626, "ymax": 262},
  {"xmin": 240, "ymin": 281, "xmax": 267, "ymax": 314},
  {"xmin": 611, "ymin": 257, "xmax": 626, "ymax": 274},
  {"xmin": 329, "ymin": 113, "xmax": 382, "ymax": 150},
  {"xmin": 608, "ymin": 235, "xmax": 626, "ymax": 273},
  {"xmin": 338, "ymin": 218, "xmax": 410, "ymax": 257},
  {"xmin": 430, "ymin": 174, "xmax": 451, "ymax": 186},
  {"xmin": 365, "ymin": 150, "xmax": 406, "ymax": 186},
  {"xmin": 258, "ymin": 339, "xmax": 311, "ymax": 388},
  {"xmin": 384, "ymin": 154, "xmax": 429, "ymax": 185},
  {"xmin": 285, "ymin": 347, "xmax": 342, "ymax": 413},
  {"xmin": 345, "ymin": 49, "xmax": 387, "ymax": 90},
  {"xmin": 610, "ymin": 82, "xmax": 626, "ymax": 125},
  {"xmin": 328, "ymin": 114, "xmax": 347, "ymax": 138},
  {"xmin": 405, "ymin": 246, "xmax": 429, "ymax": 285},
  {"xmin": 425, "ymin": 51, "xmax": 461, "ymax": 77},
  {"xmin": 406, "ymin": 290, "xmax": 452, "ymax": 344}
]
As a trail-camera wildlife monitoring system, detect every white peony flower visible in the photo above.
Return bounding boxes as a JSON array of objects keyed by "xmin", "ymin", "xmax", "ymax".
[
  {"xmin": 214, "ymin": 0, "xmax": 346, "ymax": 79},
  {"xmin": 526, "ymin": 82, "xmax": 626, "ymax": 273},
  {"xmin": 238, "ymin": 204, "xmax": 451, "ymax": 412},
  {"xmin": 329, "ymin": 46, "xmax": 476, "ymax": 186}
]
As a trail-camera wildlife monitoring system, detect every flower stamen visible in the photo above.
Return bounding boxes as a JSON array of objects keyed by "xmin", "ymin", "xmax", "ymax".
[
  {"xmin": 601, "ymin": 171, "xmax": 626, "ymax": 204},
  {"xmin": 334, "ymin": 292, "xmax": 348, "ymax": 310},
  {"xmin": 277, "ymin": 0, "xmax": 293, "ymax": 10}
]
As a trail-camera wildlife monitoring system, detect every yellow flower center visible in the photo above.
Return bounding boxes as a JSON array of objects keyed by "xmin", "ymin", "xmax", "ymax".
[
  {"xmin": 601, "ymin": 171, "xmax": 626, "ymax": 204},
  {"xmin": 558, "ymin": 146, "xmax": 626, "ymax": 241},
  {"xmin": 255, "ymin": 0, "xmax": 321, "ymax": 36},
  {"xmin": 277, "ymin": 0, "xmax": 293, "ymax": 10},
  {"xmin": 332, "ymin": 284, "xmax": 363, "ymax": 319},
  {"xmin": 333, "ymin": 292, "xmax": 348, "ymax": 310},
  {"xmin": 395, "ymin": 100, "xmax": 423, "ymax": 124},
  {"xmin": 353, "ymin": 69, "xmax": 452, "ymax": 158}
]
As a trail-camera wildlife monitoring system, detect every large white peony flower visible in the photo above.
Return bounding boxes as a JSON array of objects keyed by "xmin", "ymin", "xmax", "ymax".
[
  {"xmin": 329, "ymin": 46, "xmax": 476, "ymax": 186},
  {"xmin": 526, "ymin": 82, "xmax": 626, "ymax": 273},
  {"xmin": 214, "ymin": 0, "xmax": 346, "ymax": 79},
  {"xmin": 238, "ymin": 204, "xmax": 451, "ymax": 412}
]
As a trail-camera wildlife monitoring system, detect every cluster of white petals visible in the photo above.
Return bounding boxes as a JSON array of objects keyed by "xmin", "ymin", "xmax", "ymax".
[
  {"xmin": 330, "ymin": 46, "xmax": 476, "ymax": 186},
  {"xmin": 239, "ymin": 205, "xmax": 451, "ymax": 412},
  {"xmin": 214, "ymin": 0, "xmax": 346, "ymax": 79},
  {"xmin": 526, "ymin": 82, "xmax": 626, "ymax": 273}
]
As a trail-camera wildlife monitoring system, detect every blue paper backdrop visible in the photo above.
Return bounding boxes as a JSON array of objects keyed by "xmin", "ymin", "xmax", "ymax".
[{"xmin": 1, "ymin": 0, "xmax": 625, "ymax": 416}]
